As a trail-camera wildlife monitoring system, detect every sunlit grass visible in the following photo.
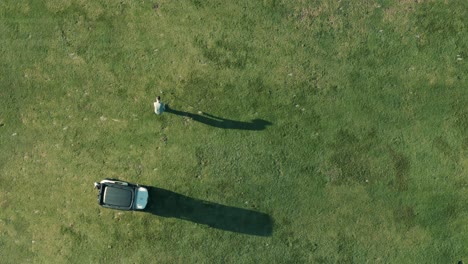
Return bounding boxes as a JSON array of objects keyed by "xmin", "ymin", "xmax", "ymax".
[{"xmin": 1, "ymin": 0, "xmax": 467, "ymax": 263}]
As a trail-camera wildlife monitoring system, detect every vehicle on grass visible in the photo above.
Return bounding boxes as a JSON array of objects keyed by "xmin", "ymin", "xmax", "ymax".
[{"xmin": 94, "ymin": 179, "xmax": 148, "ymax": 210}]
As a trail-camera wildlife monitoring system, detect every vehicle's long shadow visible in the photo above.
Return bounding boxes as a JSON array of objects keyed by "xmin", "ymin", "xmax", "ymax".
[
  {"xmin": 144, "ymin": 187, "xmax": 273, "ymax": 236},
  {"xmin": 166, "ymin": 107, "xmax": 272, "ymax": 131}
]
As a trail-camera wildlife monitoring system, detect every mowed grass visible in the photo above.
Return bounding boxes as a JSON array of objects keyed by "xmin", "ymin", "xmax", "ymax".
[{"xmin": 1, "ymin": 0, "xmax": 467, "ymax": 263}]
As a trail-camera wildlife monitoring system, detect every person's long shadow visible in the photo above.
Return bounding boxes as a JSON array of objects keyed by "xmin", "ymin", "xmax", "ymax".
[
  {"xmin": 144, "ymin": 187, "xmax": 273, "ymax": 237},
  {"xmin": 166, "ymin": 107, "xmax": 272, "ymax": 130}
]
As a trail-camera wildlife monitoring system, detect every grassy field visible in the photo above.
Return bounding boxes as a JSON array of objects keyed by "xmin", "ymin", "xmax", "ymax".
[{"xmin": 1, "ymin": 0, "xmax": 467, "ymax": 263}]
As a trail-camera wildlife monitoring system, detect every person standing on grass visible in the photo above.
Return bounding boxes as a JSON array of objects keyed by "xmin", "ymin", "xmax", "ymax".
[{"xmin": 154, "ymin": 96, "xmax": 166, "ymax": 115}]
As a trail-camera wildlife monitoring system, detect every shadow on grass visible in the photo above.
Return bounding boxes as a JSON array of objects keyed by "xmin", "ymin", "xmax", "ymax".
[
  {"xmin": 144, "ymin": 187, "xmax": 273, "ymax": 237},
  {"xmin": 166, "ymin": 107, "xmax": 272, "ymax": 130}
]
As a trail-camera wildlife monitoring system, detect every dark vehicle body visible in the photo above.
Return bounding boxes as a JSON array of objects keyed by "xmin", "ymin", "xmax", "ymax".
[{"xmin": 96, "ymin": 180, "xmax": 148, "ymax": 210}]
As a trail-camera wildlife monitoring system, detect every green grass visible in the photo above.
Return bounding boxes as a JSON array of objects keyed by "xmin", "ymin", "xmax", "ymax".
[{"xmin": 1, "ymin": 0, "xmax": 467, "ymax": 263}]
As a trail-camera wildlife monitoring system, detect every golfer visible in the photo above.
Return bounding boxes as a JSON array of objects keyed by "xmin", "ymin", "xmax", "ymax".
[{"xmin": 154, "ymin": 96, "xmax": 166, "ymax": 115}]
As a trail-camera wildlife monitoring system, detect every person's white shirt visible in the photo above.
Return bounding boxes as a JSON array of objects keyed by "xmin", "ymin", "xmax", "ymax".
[{"xmin": 154, "ymin": 98, "xmax": 165, "ymax": 115}]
